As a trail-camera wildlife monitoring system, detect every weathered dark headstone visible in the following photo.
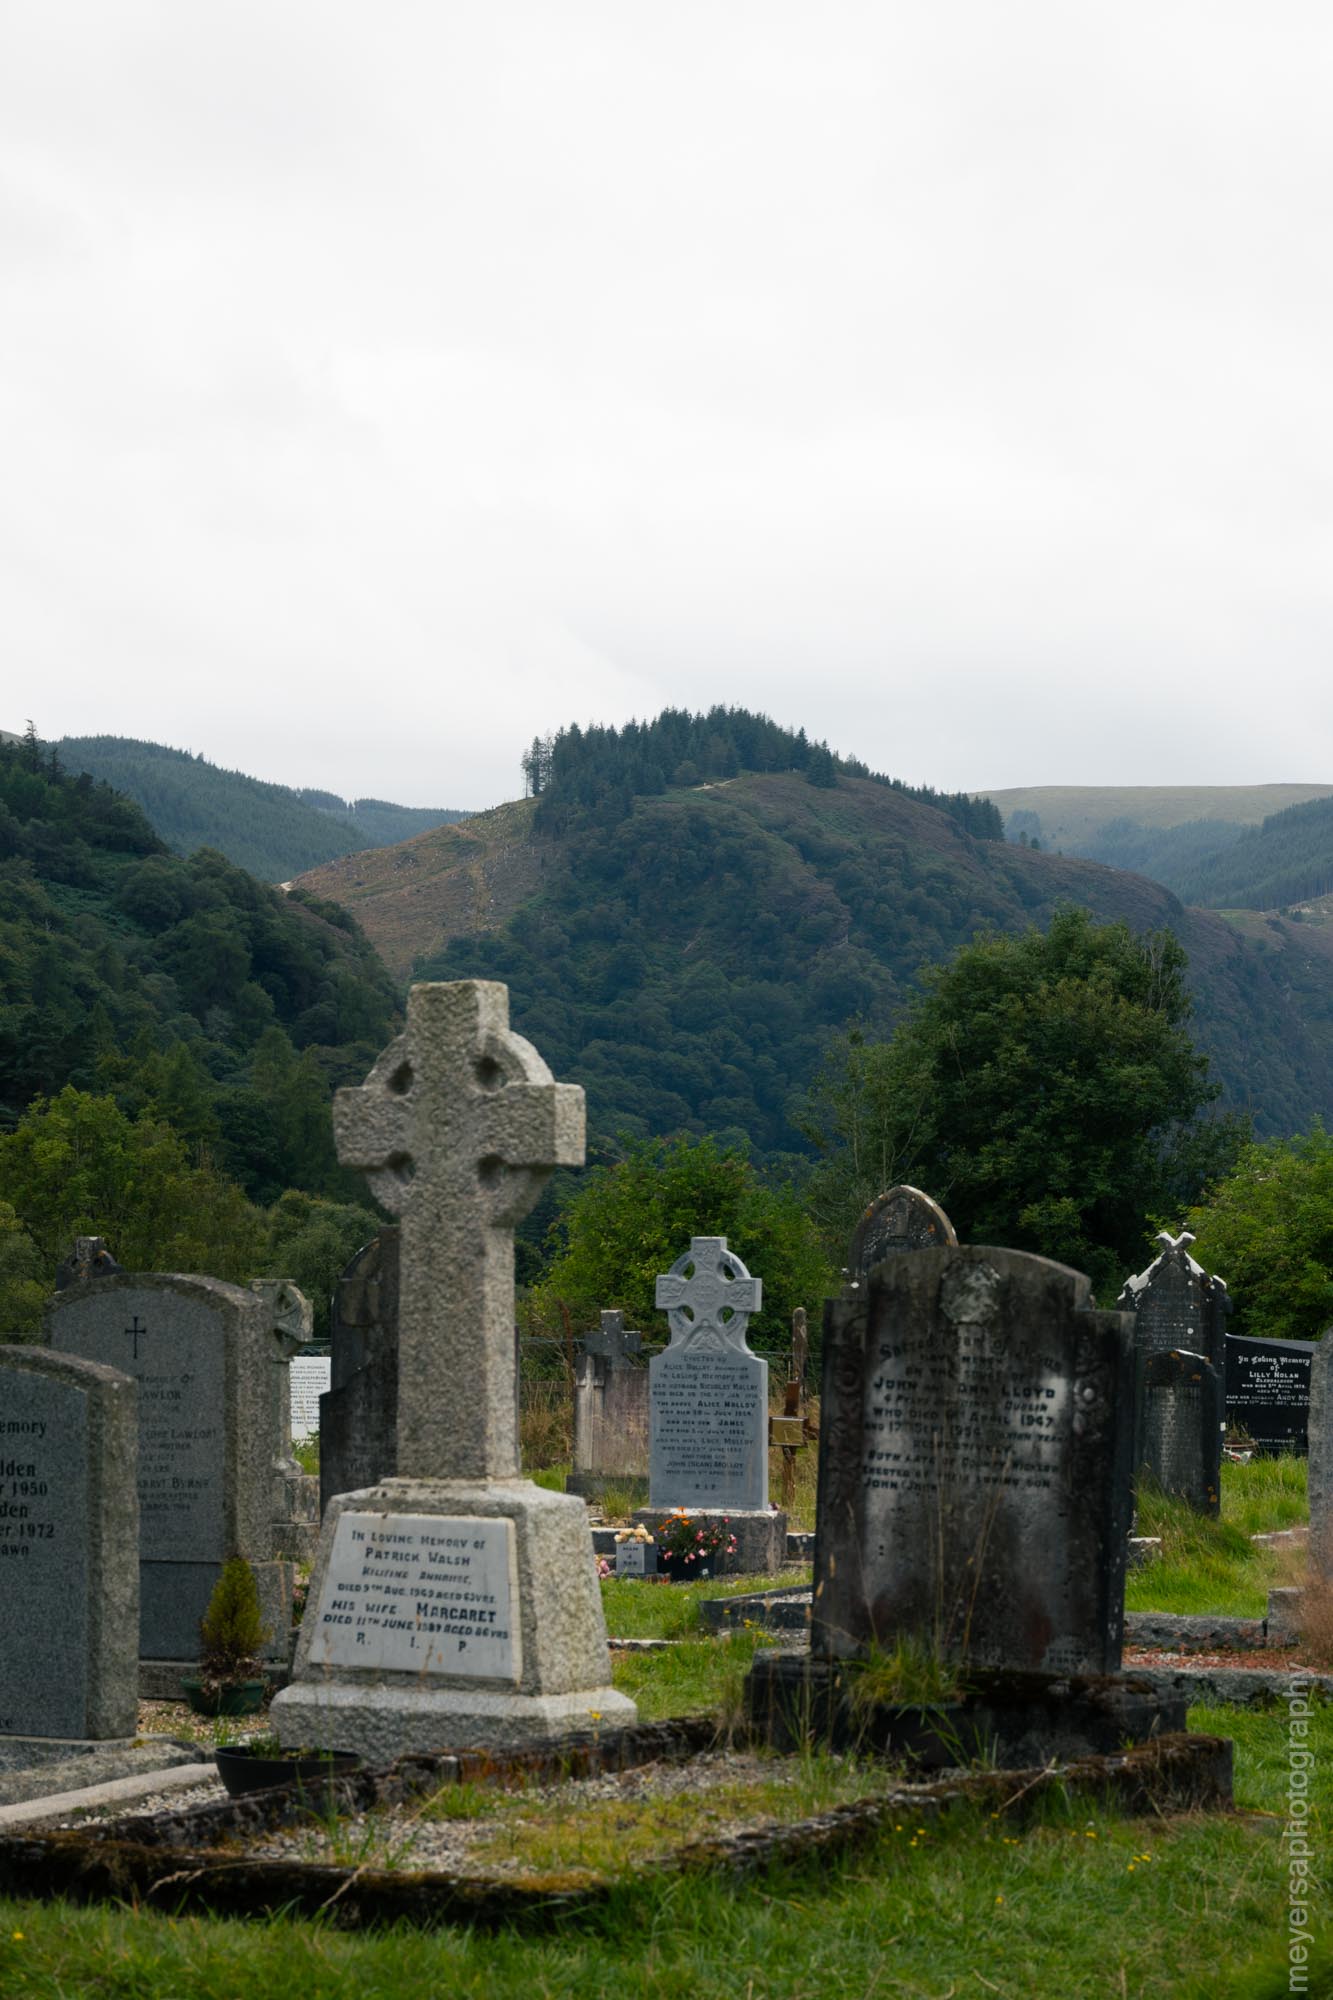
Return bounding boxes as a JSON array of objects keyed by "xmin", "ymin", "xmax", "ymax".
[
  {"xmin": 1119, "ymin": 1231, "xmax": 1230, "ymax": 1376},
  {"xmin": 812, "ymin": 1245, "xmax": 1134, "ymax": 1672},
  {"xmin": 0, "ymin": 1345, "xmax": 138, "ymax": 1741},
  {"xmin": 1309, "ymin": 1335, "xmax": 1331, "ymax": 1581},
  {"xmin": 1224, "ymin": 1334, "xmax": 1313, "ymax": 1455},
  {"xmin": 1137, "ymin": 1348, "xmax": 1224, "ymax": 1516},
  {"xmin": 45, "ymin": 1273, "xmax": 306, "ymax": 1667},
  {"xmin": 320, "ymin": 1227, "xmax": 399, "ymax": 1517},
  {"xmin": 847, "ymin": 1185, "xmax": 957, "ymax": 1280},
  {"xmin": 567, "ymin": 1311, "xmax": 649, "ymax": 1502}
]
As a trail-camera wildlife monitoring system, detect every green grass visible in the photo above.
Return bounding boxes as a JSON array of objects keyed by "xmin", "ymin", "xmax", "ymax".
[
  {"xmin": 2, "ymin": 1696, "xmax": 1327, "ymax": 1997},
  {"xmin": 611, "ymin": 1628, "xmax": 778, "ymax": 1722},
  {"xmin": 601, "ymin": 1566, "xmax": 811, "ymax": 1640},
  {"xmin": 1126, "ymin": 1458, "xmax": 1308, "ymax": 1618}
]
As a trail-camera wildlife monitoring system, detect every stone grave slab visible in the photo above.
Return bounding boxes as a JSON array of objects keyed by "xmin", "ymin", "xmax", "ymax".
[
  {"xmin": 1224, "ymin": 1333, "xmax": 1313, "ymax": 1455},
  {"xmin": 273, "ymin": 980, "xmax": 634, "ymax": 1759},
  {"xmin": 321, "ymin": 1226, "xmax": 399, "ymax": 1515},
  {"xmin": 45, "ymin": 1273, "xmax": 305, "ymax": 1670},
  {"xmin": 847, "ymin": 1185, "xmax": 957, "ymax": 1279},
  {"xmin": 812, "ymin": 1245, "xmax": 1135, "ymax": 1672},
  {"xmin": 1137, "ymin": 1348, "xmax": 1224, "ymax": 1516},
  {"xmin": 0, "ymin": 1345, "xmax": 138, "ymax": 1744},
  {"xmin": 567, "ymin": 1310, "xmax": 649, "ymax": 1502}
]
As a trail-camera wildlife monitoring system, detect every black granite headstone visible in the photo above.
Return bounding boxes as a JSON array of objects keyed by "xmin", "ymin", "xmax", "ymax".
[
  {"xmin": 1224, "ymin": 1334, "xmax": 1313, "ymax": 1455},
  {"xmin": 319, "ymin": 1227, "xmax": 399, "ymax": 1517},
  {"xmin": 1137, "ymin": 1348, "xmax": 1224, "ymax": 1515},
  {"xmin": 813, "ymin": 1245, "xmax": 1134, "ymax": 1674}
]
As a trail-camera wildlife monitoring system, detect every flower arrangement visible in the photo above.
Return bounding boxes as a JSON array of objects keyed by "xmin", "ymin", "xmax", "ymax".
[{"xmin": 653, "ymin": 1509, "xmax": 738, "ymax": 1565}]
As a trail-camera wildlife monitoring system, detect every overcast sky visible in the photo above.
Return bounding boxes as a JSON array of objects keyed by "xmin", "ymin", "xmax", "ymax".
[{"xmin": 5, "ymin": 4, "xmax": 1332, "ymax": 811}]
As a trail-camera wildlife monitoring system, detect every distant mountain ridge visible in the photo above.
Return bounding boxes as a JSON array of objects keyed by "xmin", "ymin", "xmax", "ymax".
[
  {"xmin": 57, "ymin": 736, "xmax": 467, "ymax": 883},
  {"xmin": 294, "ymin": 761, "xmax": 1333, "ymax": 1150}
]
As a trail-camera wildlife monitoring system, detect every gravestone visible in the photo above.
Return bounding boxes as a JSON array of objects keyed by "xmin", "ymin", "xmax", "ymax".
[
  {"xmin": 290, "ymin": 1353, "xmax": 331, "ymax": 1442},
  {"xmin": 847, "ymin": 1185, "xmax": 957, "ymax": 1279},
  {"xmin": 272, "ymin": 980, "xmax": 634, "ymax": 1760},
  {"xmin": 55, "ymin": 1236, "xmax": 124, "ymax": 1288},
  {"xmin": 1118, "ymin": 1231, "xmax": 1230, "ymax": 1376},
  {"xmin": 566, "ymin": 1311, "xmax": 650, "ymax": 1503},
  {"xmin": 45, "ymin": 1273, "xmax": 309, "ymax": 1676},
  {"xmin": 0, "ymin": 1345, "xmax": 138, "ymax": 1744},
  {"xmin": 1309, "ymin": 1335, "xmax": 1331, "ymax": 1581},
  {"xmin": 320, "ymin": 1227, "xmax": 400, "ymax": 1515},
  {"xmin": 1137, "ymin": 1348, "xmax": 1224, "ymax": 1516},
  {"xmin": 1224, "ymin": 1334, "xmax": 1313, "ymax": 1455},
  {"xmin": 631, "ymin": 1236, "xmax": 787, "ymax": 1574},
  {"xmin": 249, "ymin": 1279, "xmax": 321, "ymax": 1562},
  {"xmin": 811, "ymin": 1245, "xmax": 1135, "ymax": 1671}
]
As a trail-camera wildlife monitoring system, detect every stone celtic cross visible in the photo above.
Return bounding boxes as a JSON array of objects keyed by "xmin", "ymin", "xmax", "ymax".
[
  {"xmin": 334, "ymin": 981, "xmax": 585, "ymax": 1480},
  {"xmin": 655, "ymin": 1237, "xmax": 762, "ymax": 1352}
]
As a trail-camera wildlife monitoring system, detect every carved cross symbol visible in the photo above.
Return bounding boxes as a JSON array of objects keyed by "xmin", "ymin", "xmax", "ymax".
[
  {"xmin": 1156, "ymin": 1230, "xmax": 1197, "ymax": 1256},
  {"xmin": 655, "ymin": 1236, "xmax": 762, "ymax": 1352},
  {"xmin": 333, "ymin": 981, "xmax": 585, "ymax": 1480},
  {"xmin": 123, "ymin": 1316, "xmax": 146, "ymax": 1361}
]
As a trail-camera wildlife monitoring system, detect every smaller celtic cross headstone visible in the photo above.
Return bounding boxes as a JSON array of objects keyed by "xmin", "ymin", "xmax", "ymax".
[
  {"xmin": 648, "ymin": 1236, "xmax": 768, "ymax": 1510},
  {"xmin": 584, "ymin": 1309, "xmax": 642, "ymax": 1363},
  {"xmin": 333, "ymin": 980, "xmax": 585, "ymax": 1479}
]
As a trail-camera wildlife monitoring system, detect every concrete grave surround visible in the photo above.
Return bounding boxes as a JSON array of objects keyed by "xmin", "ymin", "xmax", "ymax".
[
  {"xmin": 273, "ymin": 980, "xmax": 634, "ymax": 1759},
  {"xmin": 846, "ymin": 1185, "xmax": 958, "ymax": 1280},
  {"xmin": 567, "ymin": 1311, "xmax": 650, "ymax": 1502},
  {"xmin": 1224, "ymin": 1334, "xmax": 1313, "ymax": 1456},
  {"xmin": 1137, "ymin": 1348, "xmax": 1224, "ymax": 1517},
  {"xmin": 1310, "ymin": 1335, "xmax": 1331, "ymax": 1581},
  {"xmin": 0, "ymin": 1345, "xmax": 139, "ymax": 1743},
  {"xmin": 813, "ymin": 1245, "xmax": 1135, "ymax": 1674},
  {"xmin": 1119, "ymin": 1231, "xmax": 1230, "ymax": 1376},
  {"xmin": 635, "ymin": 1236, "xmax": 786, "ymax": 1574},
  {"xmin": 321, "ymin": 1226, "xmax": 400, "ymax": 1516},
  {"xmin": 45, "ymin": 1273, "xmax": 308, "ymax": 1671}
]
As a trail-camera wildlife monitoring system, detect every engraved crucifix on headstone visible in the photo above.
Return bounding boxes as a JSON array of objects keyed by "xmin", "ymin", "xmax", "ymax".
[
  {"xmin": 123, "ymin": 1316, "xmax": 146, "ymax": 1362},
  {"xmin": 333, "ymin": 980, "xmax": 585, "ymax": 1480}
]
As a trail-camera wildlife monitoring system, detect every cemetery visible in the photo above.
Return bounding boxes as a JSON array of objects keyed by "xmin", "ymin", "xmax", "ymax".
[{"xmin": 0, "ymin": 988, "xmax": 1329, "ymax": 1998}]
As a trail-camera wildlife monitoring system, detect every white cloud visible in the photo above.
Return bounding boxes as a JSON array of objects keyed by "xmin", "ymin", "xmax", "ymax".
[{"xmin": 4, "ymin": 0, "xmax": 1333, "ymax": 806}]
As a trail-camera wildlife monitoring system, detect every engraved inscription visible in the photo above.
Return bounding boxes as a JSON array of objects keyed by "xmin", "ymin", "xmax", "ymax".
[
  {"xmin": 308, "ymin": 1512, "xmax": 520, "ymax": 1680},
  {"xmin": 862, "ymin": 1327, "xmax": 1069, "ymax": 1498}
]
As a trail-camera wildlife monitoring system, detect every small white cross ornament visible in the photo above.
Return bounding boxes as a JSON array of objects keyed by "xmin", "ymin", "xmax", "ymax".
[
  {"xmin": 334, "ymin": 981, "xmax": 584, "ymax": 1479},
  {"xmin": 655, "ymin": 1236, "xmax": 762, "ymax": 1352}
]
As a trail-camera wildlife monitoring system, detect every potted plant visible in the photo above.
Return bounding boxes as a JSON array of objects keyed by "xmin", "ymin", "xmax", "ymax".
[
  {"xmin": 181, "ymin": 1557, "xmax": 272, "ymax": 1717},
  {"xmin": 653, "ymin": 1509, "xmax": 738, "ymax": 1583},
  {"xmin": 214, "ymin": 1734, "xmax": 361, "ymax": 1800}
]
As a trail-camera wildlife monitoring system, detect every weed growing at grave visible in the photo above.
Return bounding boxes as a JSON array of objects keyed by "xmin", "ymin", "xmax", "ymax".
[
  {"xmin": 845, "ymin": 1633, "xmax": 966, "ymax": 1713},
  {"xmin": 596, "ymin": 1478, "xmax": 645, "ymax": 1524},
  {"xmin": 609, "ymin": 1629, "xmax": 779, "ymax": 1724},
  {"xmin": 1127, "ymin": 1460, "xmax": 1307, "ymax": 1617},
  {"xmin": 291, "ymin": 1434, "xmax": 320, "ymax": 1477}
]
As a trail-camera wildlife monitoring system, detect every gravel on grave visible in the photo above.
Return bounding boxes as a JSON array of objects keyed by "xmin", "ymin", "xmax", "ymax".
[{"xmin": 247, "ymin": 1748, "xmax": 907, "ymax": 1878}]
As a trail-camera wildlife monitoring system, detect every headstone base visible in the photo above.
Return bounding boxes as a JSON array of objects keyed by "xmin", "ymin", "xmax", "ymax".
[
  {"xmin": 632, "ymin": 1507, "xmax": 789, "ymax": 1577},
  {"xmin": 0, "ymin": 1735, "xmax": 138, "ymax": 1778},
  {"xmin": 746, "ymin": 1652, "xmax": 1192, "ymax": 1766},
  {"xmin": 270, "ymin": 1477, "xmax": 636, "ymax": 1764}
]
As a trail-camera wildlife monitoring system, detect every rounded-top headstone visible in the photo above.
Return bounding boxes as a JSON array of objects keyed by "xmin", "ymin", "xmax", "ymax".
[{"xmin": 847, "ymin": 1185, "xmax": 958, "ymax": 1279}]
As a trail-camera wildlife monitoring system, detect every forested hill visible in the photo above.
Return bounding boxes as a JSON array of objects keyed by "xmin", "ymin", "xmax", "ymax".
[
  {"xmin": 57, "ymin": 736, "xmax": 466, "ymax": 882},
  {"xmin": 1173, "ymin": 791, "xmax": 1333, "ymax": 909},
  {"xmin": 0, "ymin": 732, "xmax": 401, "ymax": 1199},
  {"xmin": 295, "ymin": 758, "xmax": 1333, "ymax": 1153}
]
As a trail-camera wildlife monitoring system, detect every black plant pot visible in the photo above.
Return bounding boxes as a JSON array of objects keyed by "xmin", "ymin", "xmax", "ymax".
[{"xmin": 214, "ymin": 1745, "xmax": 362, "ymax": 1800}]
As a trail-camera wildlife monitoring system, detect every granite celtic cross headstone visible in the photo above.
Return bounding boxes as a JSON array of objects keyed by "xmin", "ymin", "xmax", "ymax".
[
  {"xmin": 273, "ymin": 981, "xmax": 634, "ymax": 1760},
  {"xmin": 634, "ymin": 1235, "xmax": 787, "ymax": 1573}
]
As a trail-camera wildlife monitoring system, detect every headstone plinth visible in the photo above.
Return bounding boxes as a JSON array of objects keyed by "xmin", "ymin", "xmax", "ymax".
[
  {"xmin": 273, "ymin": 982, "xmax": 635, "ymax": 1759},
  {"xmin": 0, "ymin": 1345, "xmax": 139, "ymax": 1746}
]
